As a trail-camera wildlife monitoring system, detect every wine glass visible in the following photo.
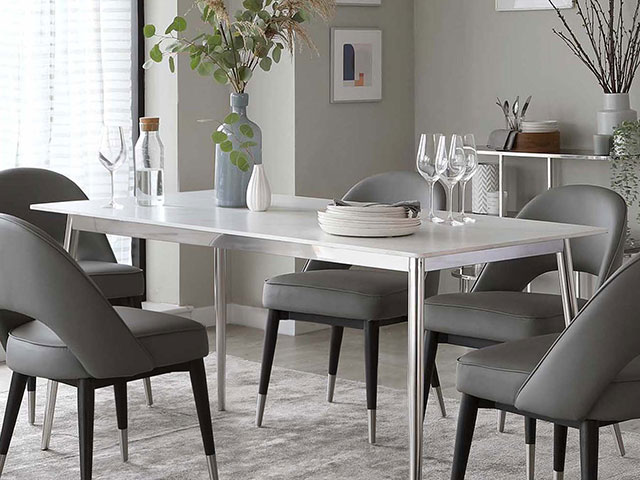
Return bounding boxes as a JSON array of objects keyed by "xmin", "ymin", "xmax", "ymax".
[
  {"xmin": 99, "ymin": 125, "xmax": 127, "ymax": 209},
  {"xmin": 439, "ymin": 134, "xmax": 466, "ymax": 226},
  {"xmin": 459, "ymin": 134, "xmax": 479, "ymax": 224},
  {"xmin": 416, "ymin": 133, "xmax": 446, "ymax": 223}
]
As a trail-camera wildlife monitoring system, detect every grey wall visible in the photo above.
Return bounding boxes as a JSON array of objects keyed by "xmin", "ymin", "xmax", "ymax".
[
  {"xmin": 295, "ymin": 0, "xmax": 416, "ymax": 198},
  {"xmin": 415, "ymin": 0, "xmax": 639, "ymax": 234}
]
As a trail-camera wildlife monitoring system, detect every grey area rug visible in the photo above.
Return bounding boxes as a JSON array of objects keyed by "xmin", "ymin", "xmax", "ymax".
[{"xmin": 1, "ymin": 355, "xmax": 640, "ymax": 479}]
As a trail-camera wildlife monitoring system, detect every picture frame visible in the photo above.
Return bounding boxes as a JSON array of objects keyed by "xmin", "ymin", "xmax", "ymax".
[
  {"xmin": 336, "ymin": 0, "xmax": 381, "ymax": 5},
  {"xmin": 496, "ymin": 0, "xmax": 573, "ymax": 11},
  {"xmin": 330, "ymin": 28, "xmax": 382, "ymax": 104}
]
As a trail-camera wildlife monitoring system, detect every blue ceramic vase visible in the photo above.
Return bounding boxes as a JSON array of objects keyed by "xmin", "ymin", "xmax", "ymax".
[{"xmin": 215, "ymin": 93, "xmax": 262, "ymax": 208}]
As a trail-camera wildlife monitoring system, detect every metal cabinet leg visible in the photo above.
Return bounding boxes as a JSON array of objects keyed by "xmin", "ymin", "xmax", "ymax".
[{"xmin": 214, "ymin": 248, "xmax": 227, "ymax": 412}]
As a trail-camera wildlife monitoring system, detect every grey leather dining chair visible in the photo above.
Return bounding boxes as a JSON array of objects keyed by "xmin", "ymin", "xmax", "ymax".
[
  {"xmin": 0, "ymin": 168, "xmax": 152, "ymax": 454},
  {"xmin": 451, "ymin": 251, "xmax": 640, "ymax": 480},
  {"xmin": 422, "ymin": 184, "xmax": 627, "ymax": 479},
  {"xmin": 0, "ymin": 214, "xmax": 219, "ymax": 480},
  {"xmin": 257, "ymin": 171, "xmax": 446, "ymax": 444}
]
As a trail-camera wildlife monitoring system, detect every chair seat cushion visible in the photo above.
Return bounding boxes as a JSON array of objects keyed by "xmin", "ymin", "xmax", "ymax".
[
  {"xmin": 457, "ymin": 334, "xmax": 640, "ymax": 422},
  {"xmin": 263, "ymin": 270, "xmax": 408, "ymax": 321},
  {"xmin": 6, "ymin": 307, "xmax": 208, "ymax": 380},
  {"xmin": 79, "ymin": 260, "xmax": 145, "ymax": 300},
  {"xmin": 425, "ymin": 292, "xmax": 586, "ymax": 343}
]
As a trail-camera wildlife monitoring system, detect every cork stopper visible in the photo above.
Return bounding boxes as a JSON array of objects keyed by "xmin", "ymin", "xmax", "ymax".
[{"xmin": 139, "ymin": 117, "xmax": 160, "ymax": 132}]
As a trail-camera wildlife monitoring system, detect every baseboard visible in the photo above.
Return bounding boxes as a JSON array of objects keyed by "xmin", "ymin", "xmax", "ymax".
[{"xmin": 189, "ymin": 304, "xmax": 327, "ymax": 337}]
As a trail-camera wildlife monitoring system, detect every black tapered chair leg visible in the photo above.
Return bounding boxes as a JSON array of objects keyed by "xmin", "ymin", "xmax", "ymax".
[
  {"xmin": 0, "ymin": 373, "xmax": 28, "ymax": 475},
  {"xmin": 256, "ymin": 310, "xmax": 280, "ymax": 427},
  {"xmin": 113, "ymin": 382, "xmax": 128, "ymax": 462},
  {"xmin": 430, "ymin": 365, "xmax": 447, "ymax": 418},
  {"xmin": 554, "ymin": 424, "xmax": 568, "ymax": 480},
  {"xmin": 422, "ymin": 330, "xmax": 439, "ymax": 420},
  {"xmin": 77, "ymin": 379, "xmax": 95, "ymax": 480},
  {"xmin": 524, "ymin": 417, "xmax": 536, "ymax": 480},
  {"xmin": 26, "ymin": 376, "xmax": 36, "ymax": 425},
  {"xmin": 364, "ymin": 323, "xmax": 380, "ymax": 444},
  {"xmin": 580, "ymin": 421, "xmax": 599, "ymax": 480},
  {"xmin": 189, "ymin": 359, "xmax": 219, "ymax": 480},
  {"xmin": 451, "ymin": 394, "xmax": 479, "ymax": 480},
  {"xmin": 327, "ymin": 326, "xmax": 344, "ymax": 403}
]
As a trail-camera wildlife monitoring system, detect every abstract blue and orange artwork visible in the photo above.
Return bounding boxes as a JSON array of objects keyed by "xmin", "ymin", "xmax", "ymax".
[{"xmin": 342, "ymin": 43, "xmax": 373, "ymax": 88}]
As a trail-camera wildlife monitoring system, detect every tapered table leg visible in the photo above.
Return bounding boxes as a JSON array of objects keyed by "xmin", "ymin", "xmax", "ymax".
[
  {"xmin": 214, "ymin": 248, "xmax": 227, "ymax": 412},
  {"xmin": 408, "ymin": 258, "xmax": 426, "ymax": 480}
]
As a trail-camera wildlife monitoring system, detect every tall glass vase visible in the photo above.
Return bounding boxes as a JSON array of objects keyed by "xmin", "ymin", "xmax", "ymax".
[{"xmin": 215, "ymin": 93, "xmax": 262, "ymax": 208}]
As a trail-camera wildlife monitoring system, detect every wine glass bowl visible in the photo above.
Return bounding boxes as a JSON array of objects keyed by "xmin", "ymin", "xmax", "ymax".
[
  {"xmin": 99, "ymin": 125, "xmax": 127, "ymax": 209},
  {"xmin": 439, "ymin": 134, "xmax": 466, "ymax": 226},
  {"xmin": 460, "ymin": 134, "xmax": 479, "ymax": 224},
  {"xmin": 416, "ymin": 133, "xmax": 446, "ymax": 223}
]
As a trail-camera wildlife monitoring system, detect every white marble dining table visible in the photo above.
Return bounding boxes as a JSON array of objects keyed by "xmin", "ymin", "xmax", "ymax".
[{"xmin": 32, "ymin": 190, "xmax": 604, "ymax": 480}]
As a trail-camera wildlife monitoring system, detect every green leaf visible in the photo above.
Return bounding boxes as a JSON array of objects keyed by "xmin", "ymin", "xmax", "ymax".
[
  {"xmin": 190, "ymin": 54, "xmax": 201, "ymax": 70},
  {"xmin": 233, "ymin": 35, "xmax": 245, "ymax": 50},
  {"xmin": 143, "ymin": 24, "xmax": 156, "ymax": 38},
  {"xmin": 220, "ymin": 141, "xmax": 234, "ymax": 153},
  {"xmin": 238, "ymin": 66, "xmax": 252, "ymax": 82},
  {"xmin": 224, "ymin": 112, "xmax": 240, "ymax": 125},
  {"xmin": 292, "ymin": 9, "xmax": 309, "ymax": 23},
  {"xmin": 212, "ymin": 131, "xmax": 228, "ymax": 144},
  {"xmin": 168, "ymin": 56, "xmax": 175, "ymax": 73},
  {"xmin": 150, "ymin": 43, "xmax": 163, "ymax": 63},
  {"xmin": 207, "ymin": 34, "xmax": 222, "ymax": 47},
  {"xmin": 197, "ymin": 61, "xmax": 216, "ymax": 76},
  {"xmin": 239, "ymin": 124, "xmax": 254, "ymax": 138},
  {"xmin": 258, "ymin": 10, "xmax": 271, "ymax": 21},
  {"xmin": 230, "ymin": 150, "xmax": 240, "ymax": 166},
  {"xmin": 213, "ymin": 69, "xmax": 228, "ymax": 84},
  {"xmin": 239, "ymin": 141, "xmax": 258, "ymax": 148},
  {"xmin": 260, "ymin": 57, "xmax": 272, "ymax": 72},
  {"xmin": 173, "ymin": 16, "xmax": 187, "ymax": 32},
  {"xmin": 236, "ymin": 153, "xmax": 250, "ymax": 172},
  {"xmin": 243, "ymin": 0, "xmax": 263, "ymax": 13},
  {"xmin": 272, "ymin": 46, "xmax": 282, "ymax": 63}
]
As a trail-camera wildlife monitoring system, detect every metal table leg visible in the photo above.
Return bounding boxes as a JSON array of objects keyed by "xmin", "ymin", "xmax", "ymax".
[
  {"xmin": 43, "ymin": 215, "xmax": 78, "ymax": 450},
  {"xmin": 214, "ymin": 248, "xmax": 227, "ymax": 412},
  {"xmin": 408, "ymin": 258, "xmax": 426, "ymax": 480}
]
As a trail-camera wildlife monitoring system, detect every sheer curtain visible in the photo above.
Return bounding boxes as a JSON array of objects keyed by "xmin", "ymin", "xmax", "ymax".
[{"xmin": 0, "ymin": 0, "xmax": 135, "ymax": 263}]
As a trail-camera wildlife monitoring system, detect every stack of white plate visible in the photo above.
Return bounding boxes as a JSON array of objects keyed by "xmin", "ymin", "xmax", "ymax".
[
  {"xmin": 521, "ymin": 120, "xmax": 559, "ymax": 133},
  {"xmin": 318, "ymin": 204, "xmax": 421, "ymax": 237}
]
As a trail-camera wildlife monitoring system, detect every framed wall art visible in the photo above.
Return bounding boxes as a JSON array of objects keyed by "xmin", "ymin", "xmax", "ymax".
[
  {"xmin": 330, "ymin": 28, "xmax": 382, "ymax": 103},
  {"xmin": 496, "ymin": 0, "xmax": 573, "ymax": 10}
]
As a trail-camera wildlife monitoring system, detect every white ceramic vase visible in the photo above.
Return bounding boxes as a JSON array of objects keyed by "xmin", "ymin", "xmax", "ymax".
[
  {"xmin": 246, "ymin": 164, "xmax": 271, "ymax": 212},
  {"xmin": 597, "ymin": 93, "xmax": 637, "ymax": 135}
]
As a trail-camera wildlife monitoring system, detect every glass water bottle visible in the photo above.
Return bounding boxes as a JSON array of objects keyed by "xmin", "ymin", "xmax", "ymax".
[{"xmin": 135, "ymin": 117, "xmax": 165, "ymax": 206}]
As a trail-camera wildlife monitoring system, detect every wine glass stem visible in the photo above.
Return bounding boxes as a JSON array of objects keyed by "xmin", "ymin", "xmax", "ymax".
[
  {"xmin": 110, "ymin": 171, "xmax": 115, "ymax": 205},
  {"xmin": 460, "ymin": 182, "xmax": 467, "ymax": 217},
  {"xmin": 447, "ymin": 184, "xmax": 455, "ymax": 222},
  {"xmin": 429, "ymin": 181, "xmax": 436, "ymax": 219}
]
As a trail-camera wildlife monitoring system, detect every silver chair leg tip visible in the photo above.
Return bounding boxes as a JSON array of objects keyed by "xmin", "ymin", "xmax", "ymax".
[
  {"xmin": 526, "ymin": 444, "xmax": 535, "ymax": 480},
  {"xmin": 612, "ymin": 423, "xmax": 626, "ymax": 457},
  {"xmin": 28, "ymin": 391, "xmax": 36, "ymax": 425},
  {"xmin": 326, "ymin": 374, "xmax": 336, "ymax": 403},
  {"xmin": 368, "ymin": 409, "xmax": 376, "ymax": 444},
  {"xmin": 119, "ymin": 428, "xmax": 129, "ymax": 463},
  {"xmin": 434, "ymin": 386, "xmax": 447, "ymax": 418},
  {"xmin": 255, "ymin": 394, "xmax": 267, "ymax": 427},
  {"xmin": 553, "ymin": 471, "xmax": 564, "ymax": 480},
  {"xmin": 0, "ymin": 454, "xmax": 6, "ymax": 477},
  {"xmin": 206, "ymin": 454, "xmax": 219, "ymax": 480},
  {"xmin": 497, "ymin": 410, "xmax": 506, "ymax": 433},
  {"xmin": 143, "ymin": 378, "xmax": 154, "ymax": 407}
]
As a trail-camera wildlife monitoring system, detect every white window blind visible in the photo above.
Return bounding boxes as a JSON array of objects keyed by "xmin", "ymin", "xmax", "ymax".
[{"xmin": 0, "ymin": 0, "xmax": 135, "ymax": 264}]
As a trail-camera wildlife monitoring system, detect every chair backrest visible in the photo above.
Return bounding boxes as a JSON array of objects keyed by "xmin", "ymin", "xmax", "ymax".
[
  {"xmin": 0, "ymin": 168, "xmax": 116, "ymax": 263},
  {"xmin": 0, "ymin": 214, "xmax": 153, "ymax": 378},
  {"xmin": 305, "ymin": 171, "xmax": 446, "ymax": 282},
  {"xmin": 515, "ymin": 253, "xmax": 640, "ymax": 421},
  {"xmin": 473, "ymin": 185, "xmax": 627, "ymax": 293}
]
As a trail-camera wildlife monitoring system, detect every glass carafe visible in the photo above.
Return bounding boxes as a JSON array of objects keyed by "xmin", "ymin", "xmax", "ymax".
[{"xmin": 134, "ymin": 117, "xmax": 164, "ymax": 206}]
